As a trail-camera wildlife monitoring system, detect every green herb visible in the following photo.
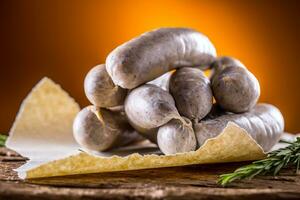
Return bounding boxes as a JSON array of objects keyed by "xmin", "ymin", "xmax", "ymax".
[
  {"xmin": 218, "ymin": 137, "xmax": 300, "ymax": 186},
  {"xmin": 0, "ymin": 134, "xmax": 7, "ymax": 147}
]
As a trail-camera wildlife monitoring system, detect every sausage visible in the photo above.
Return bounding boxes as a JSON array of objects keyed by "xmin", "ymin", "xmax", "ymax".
[
  {"xmin": 73, "ymin": 106, "xmax": 142, "ymax": 151},
  {"xmin": 211, "ymin": 56, "xmax": 260, "ymax": 113},
  {"xmin": 125, "ymin": 84, "xmax": 198, "ymax": 154},
  {"xmin": 106, "ymin": 28, "xmax": 216, "ymax": 89},
  {"xmin": 169, "ymin": 67, "xmax": 213, "ymax": 121},
  {"xmin": 84, "ymin": 64, "xmax": 127, "ymax": 107},
  {"xmin": 124, "ymin": 84, "xmax": 181, "ymax": 142},
  {"xmin": 157, "ymin": 117, "xmax": 196, "ymax": 155},
  {"xmin": 193, "ymin": 103, "xmax": 284, "ymax": 151}
]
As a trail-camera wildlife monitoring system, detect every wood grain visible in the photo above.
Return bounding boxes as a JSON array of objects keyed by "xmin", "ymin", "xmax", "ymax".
[{"xmin": 1, "ymin": 147, "xmax": 300, "ymax": 200}]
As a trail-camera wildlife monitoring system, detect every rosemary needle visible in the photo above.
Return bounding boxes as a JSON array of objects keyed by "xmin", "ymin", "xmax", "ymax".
[
  {"xmin": 0, "ymin": 134, "xmax": 7, "ymax": 147},
  {"xmin": 218, "ymin": 137, "xmax": 300, "ymax": 186}
]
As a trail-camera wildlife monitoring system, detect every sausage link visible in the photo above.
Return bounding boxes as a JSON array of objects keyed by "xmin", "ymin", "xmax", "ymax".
[
  {"xmin": 106, "ymin": 28, "xmax": 216, "ymax": 89},
  {"xmin": 193, "ymin": 103, "xmax": 284, "ymax": 151}
]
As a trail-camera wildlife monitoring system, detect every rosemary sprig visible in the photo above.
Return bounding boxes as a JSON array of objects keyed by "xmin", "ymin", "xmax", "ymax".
[
  {"xmin": 218, "ymin": 137, "xmax": 300, "ymax": 186},
  {"xmin": 0, "ymin": 134, "xmax": 7, "ymax": 147}
]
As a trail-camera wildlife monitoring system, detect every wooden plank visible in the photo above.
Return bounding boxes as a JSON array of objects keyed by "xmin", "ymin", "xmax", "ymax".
[{"xmin": 1, "ymin": 147, "xmax": 300, "ymax": 200}]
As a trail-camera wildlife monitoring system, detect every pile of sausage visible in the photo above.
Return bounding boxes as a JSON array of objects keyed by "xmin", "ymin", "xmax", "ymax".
[{"xmin": 73, "ymin": 28, "xmax": 284, "ymax": 154}]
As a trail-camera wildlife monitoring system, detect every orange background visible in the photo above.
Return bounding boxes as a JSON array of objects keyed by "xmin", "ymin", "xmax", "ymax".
[{"xmin": 0, "ymin": 0, "xmax": 299, "ymax": 134}]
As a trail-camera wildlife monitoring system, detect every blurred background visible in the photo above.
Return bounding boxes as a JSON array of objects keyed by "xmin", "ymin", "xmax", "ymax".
[{"xmin": 0, "ymin": 0, "xmax": 299, "ymax": 134}]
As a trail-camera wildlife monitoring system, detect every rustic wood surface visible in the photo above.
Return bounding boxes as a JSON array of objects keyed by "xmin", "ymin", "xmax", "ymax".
[{"xmin": 1, "ymin": 147, "xmax": 300, "ymax": 200}]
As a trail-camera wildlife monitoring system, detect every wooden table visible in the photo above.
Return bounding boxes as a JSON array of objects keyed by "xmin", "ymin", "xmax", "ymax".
[{"xmin": 1, "ymin": 147, "xmax": 300, "ymax": 200}]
